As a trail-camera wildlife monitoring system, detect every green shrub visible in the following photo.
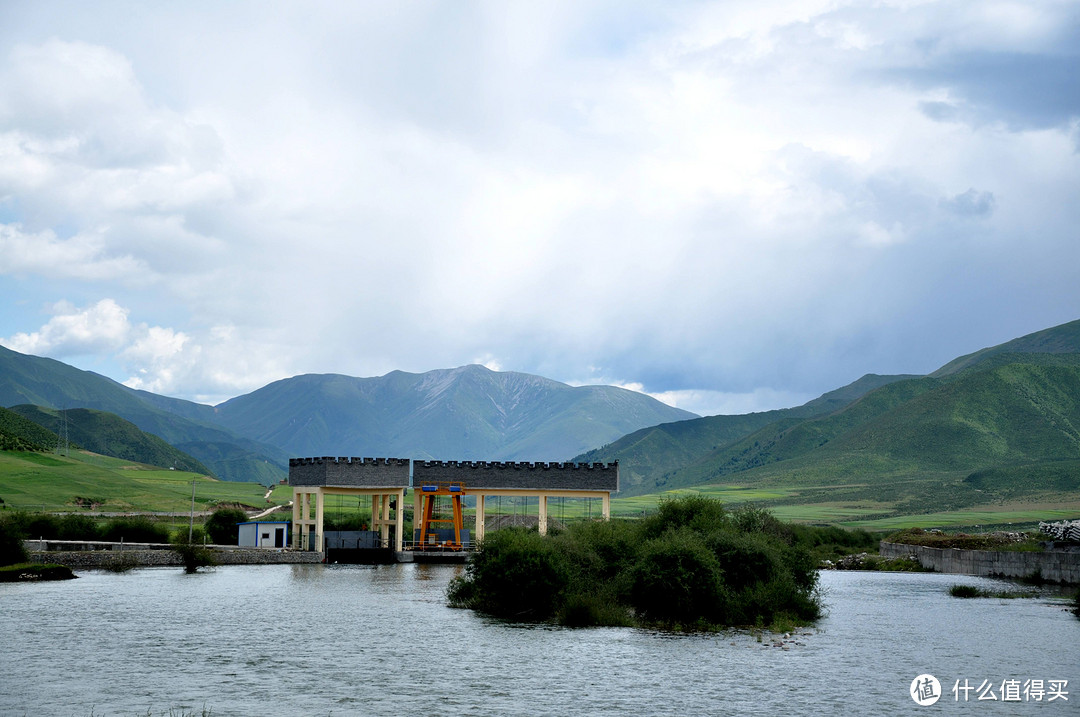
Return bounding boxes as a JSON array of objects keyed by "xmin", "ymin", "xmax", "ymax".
[
  {"xmin": 629, "ymin": 528, "xmax": 726, "ymax": 624},
  {"xmin": 172, "ymin": 528, "xmax": 215, "ymax": 574},
  {"xmin": 0, "ymin": 515, "xmax": 29, "ymax": 566},
  {"xmin": 447, "ymin": 496, "xmax": 822, "ymax": 630},
  {"xmin": 639, "ymin": 494, "xmax": 727, "ymax": 539},
  {"xmin": 100, "ymin": 516, "xmax": 171, "ymax": 543},
  {"xmin": 447, "ymin": 528, "xmax": 566, "ymax": 620},
  {"xmin": 56, "ymin": 514, "xmax": 100, "ymax": 541},
  {"xmin": 204, "ymin": 507, "xmax": 248, "ymax": 545},
  {"xmin": 19, "ymin": 513, "xmax": 62, "ymax": 540}
]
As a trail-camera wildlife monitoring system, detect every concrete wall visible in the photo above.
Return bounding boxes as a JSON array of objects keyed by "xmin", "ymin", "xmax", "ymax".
[
  {"xmin": 26, "ymin": 546, "xmax": 323, "ymax": 568},
  {"xmin": 880, "ymin": 541, "xmax": 1080, "ymax": 584},
  {"xmin": 414, "ymin": 460, "xmax": 619, "ymax": 492},
  {"xmin": 288, "ymin": 456, "xmax": 410, "ymax": 487}
]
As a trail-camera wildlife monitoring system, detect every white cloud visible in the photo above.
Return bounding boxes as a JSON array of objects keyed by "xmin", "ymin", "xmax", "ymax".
[
  {"xmin": 644, "ymin": 388, "xmax": 817, "ymax": 417},
  {"xmin": 0, "ymin": 2, "xmax": 1075, "ymax": 409},
  {"xmin": 0, "ymin": 223, "xmax": 149, "ymax": 281},
  {"xmin": 1, "ymin": 299, "xmax": 131, "ymax": 357}
]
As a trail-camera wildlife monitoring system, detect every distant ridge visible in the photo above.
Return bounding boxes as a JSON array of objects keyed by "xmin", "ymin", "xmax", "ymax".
[
  {"xmin": 576, "ymin": 319, "xmax": 1080, "ymax": 504},
  {"xmin": 1, "ymin": 347, "xmax": 693, "ymax": 480},
  {"xmin": 211, "ymin": 364, "xmax": 697, "ymax": 461},
  {"xmin": 932, "ymin": 319, "xmax": 1080, "ymax": 377}
]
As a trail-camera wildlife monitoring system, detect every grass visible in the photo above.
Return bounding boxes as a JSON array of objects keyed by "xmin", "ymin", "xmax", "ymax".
[
  {"xmin": 615, "ymin": 481, "xmax": 1080, "ymax": 531},
  {"xmin": 885, "ymin": 527, "xmax": 1045, "ymax": 551},
  {"xmin": 840, "ymin": 508, "xmax": 1080, "ymax": 531},
  {"xmin": 949, "ymin": 584, "xmax": 1038, "ymax": 599},
  {"xmin": 0, "ymin": 449, "xmax": 288, "ymax": 513}
]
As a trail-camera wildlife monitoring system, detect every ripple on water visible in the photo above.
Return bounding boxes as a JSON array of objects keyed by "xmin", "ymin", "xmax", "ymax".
[{"xmin": 0, "ymin": 566, "xmax": 1076, "ymax": 716}]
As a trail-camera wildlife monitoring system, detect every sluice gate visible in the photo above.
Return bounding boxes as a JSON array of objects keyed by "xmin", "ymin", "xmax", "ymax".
[{"xmin": 288, "ymin": 457, "xmax": 618, "ymax": 562}]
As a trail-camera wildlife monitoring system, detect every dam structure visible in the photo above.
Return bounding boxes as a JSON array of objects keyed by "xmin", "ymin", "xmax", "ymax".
[{"xmin": 287, "ymin": 456, "xmax": 618, "ymax": 557}]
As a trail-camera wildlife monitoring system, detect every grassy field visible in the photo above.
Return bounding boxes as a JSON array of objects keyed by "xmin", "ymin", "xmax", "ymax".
[
  {"xmin": 840, "ymin": 506, "xmax": 1080, "ymax": 531},
  {"xmin": 613, "ymin": 481, "xmax": 1080, "ymax": 531},
  {"xmin": 4, "ymin": 447, "xmax": 1077, "ymax": 534},
  {"xmin": 0, "ymin": 449, "xmax": 290, "ymax": 513}
]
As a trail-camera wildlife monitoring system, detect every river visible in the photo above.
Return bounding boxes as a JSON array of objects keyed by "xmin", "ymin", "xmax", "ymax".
[{"xmin": 1, "ymin": 566, "xmax": 1076, "ymax": 715}]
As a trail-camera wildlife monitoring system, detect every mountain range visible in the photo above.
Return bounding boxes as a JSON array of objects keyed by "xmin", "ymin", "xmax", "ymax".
[
  {"xmin": 0, "ymin": 349, "xmax": 693, "ymax": 481},
  {"xmin": 2, "ymin": 319, "xmax": 1079, "ymax": 510},
  {"xmin": 575, "ymin": 319, "xmax": 1080, "ymax": 508}
]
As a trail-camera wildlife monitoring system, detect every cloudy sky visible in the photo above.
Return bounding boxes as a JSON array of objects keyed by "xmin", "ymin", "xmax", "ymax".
[{"xmin": 0, "ymin": 1, "xmax": 1077, "ymax": 415}]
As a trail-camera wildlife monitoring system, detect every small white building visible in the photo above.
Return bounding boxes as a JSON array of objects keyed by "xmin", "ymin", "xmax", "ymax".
[{"xmin": 238, "ymin": 521, "xmax": 289, "ymax": 548}]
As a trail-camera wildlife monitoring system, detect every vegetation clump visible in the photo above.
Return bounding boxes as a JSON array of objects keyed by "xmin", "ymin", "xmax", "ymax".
[
  {"xmin": 204, "ymin": 507, "xmax": 248, "ymax": 545},
  {"xmin": 448, "ymin": 496, "xmax": 821, "ymax": 630},
  {"xmin": 172, "ymin": 527, "xmax": 215, "ymax": 574},
  {"xmin": 949, "ymin": 583, "xmax": 1037, "ymax": 599},
  {"xmin": 0, "ymin": 562, "xmax": 76, "ymax": 582},
  {"xmin": 887, "ymin": 527, "xmax": 1043, "ymax": 551},
  {"xmin": 0, "ymin": 514, "xmax": 29, "ymax": 566},
  {"xmin": 0, "ymin": 513, "xmax": 76, "ymax": 581}
]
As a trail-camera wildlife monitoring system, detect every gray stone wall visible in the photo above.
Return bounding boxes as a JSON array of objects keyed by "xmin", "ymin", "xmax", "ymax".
[
  {"xmin": 27, "ymin": 548, "xmax": 323, "ymax": 569},
  {"xmin": 288, "ymin": 456, "xmax": 410, "ymax": 487},
  {"xmin": 413, "ymin": 460, "xmax": 618, "ymax": 492},
  {"xmin": 880, "ymin": 541, "xmax": 1080, "ymax": 584}
]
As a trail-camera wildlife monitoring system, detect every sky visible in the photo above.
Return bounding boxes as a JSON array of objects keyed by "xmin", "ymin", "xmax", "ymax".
[{"xmin": 0, "ymin": 1, "xmax": 1078, "ymax": 416}]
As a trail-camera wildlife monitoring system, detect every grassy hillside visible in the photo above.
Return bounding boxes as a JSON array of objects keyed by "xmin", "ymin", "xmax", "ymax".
[
  {"xmin": 0, "ymin": 345, "xmax": 288, "ymax": 483},
  {"xmin": 932, "ymin": 319, "xmax": 1080, "ymax": 377},
  {"xmin": 0, "ymin": 449, "xmax": 290, "ymax": 513},
  {"xmin": 576, "ymin": 373, "xmax": 916, "ymax": 494},
  {"xmin": 582, "ymin": 320, "xmax": 1080, "ymax": 528},
  {"xmin": 8, "ymin": 405, "xmax": 212, "ymax": 475},
  {"xmin": 0, "ymin": 406, "xmax": 58, "ymax": 452},
  {"xmin": 658, "ymin": 360, "xmax": 1080, "ymax": 490}
]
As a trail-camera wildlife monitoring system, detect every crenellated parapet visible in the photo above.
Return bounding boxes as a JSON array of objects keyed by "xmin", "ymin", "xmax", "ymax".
[
  {"xmin": 289, "ymin": 456, "xmax": 410, "ymax": 488},
  {"xmin": 289, "ymin": 456, "xmax": 410, "ymax": 467},
  {"xmin": 414, "ymin": 460, "xmax": 618, "ymax": 492}
]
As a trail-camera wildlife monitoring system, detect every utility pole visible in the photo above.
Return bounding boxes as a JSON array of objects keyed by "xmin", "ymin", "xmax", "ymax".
[{"xmin": 188, "ymin": 479, "xmax": 196, "ymax": 542}]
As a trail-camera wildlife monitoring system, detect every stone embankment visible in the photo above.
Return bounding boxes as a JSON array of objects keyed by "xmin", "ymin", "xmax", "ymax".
[
  {"xmin": 24, "ymin": 539, "xmax": 323, "ymax": 569},
  {"xmin": 880, "ymin": 541, "xmax": 1080, "ymax": 584}
]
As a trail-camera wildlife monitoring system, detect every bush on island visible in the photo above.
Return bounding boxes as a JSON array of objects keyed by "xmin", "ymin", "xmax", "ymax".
[
  {"xmin": 447, "ymin": 496, "xmax": 822, "ymax": 629},
  {"xmin": 171, "ymin": 527, "xmax": 215, "ymax": 574}
]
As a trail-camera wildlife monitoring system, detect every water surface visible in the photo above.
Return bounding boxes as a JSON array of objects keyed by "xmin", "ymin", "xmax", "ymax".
[{"xmin": 1, "ymin": 567, "xmax": 1076, "ymax": 715}]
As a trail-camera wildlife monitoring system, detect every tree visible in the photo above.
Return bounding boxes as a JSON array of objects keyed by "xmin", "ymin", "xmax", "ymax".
[{"xmin": 204, "ymin": 507, "xmax": 248, "ymax": 545}]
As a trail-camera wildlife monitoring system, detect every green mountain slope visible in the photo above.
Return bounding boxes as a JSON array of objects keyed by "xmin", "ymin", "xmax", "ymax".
[
  {"xmin": 932, "ymin": 318, "xmax": 1080, "ymax": 377},
  {"xmin": 212, "ymin": 364, "xmax": 698, "ymax": 461},
  {"xmin": 583, "ymin": 319, "xmax": 1080, "ymax": 507},
  {"xmin": 663, "ymin": 356, "xmax": 1080, "ymax": 490},
  {"xmin": 0, "ymin": 345, "xmax": 286, "ymax": 483},
  {"xmin": 0, "ymin": 406, "xmax": 58, "ymax": 452},
  {"xmin": 8, "ymin": 405, "xmax": 212, "ymax": 474},
  {"xmin": 575, "ymin": 373, "xmax": 915, "ymax": 494}
]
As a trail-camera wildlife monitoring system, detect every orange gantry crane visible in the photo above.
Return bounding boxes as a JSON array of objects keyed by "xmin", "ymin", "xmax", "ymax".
[{"xmin": 416, "ymin": 482, "xmax": 465, "ymax": 550}]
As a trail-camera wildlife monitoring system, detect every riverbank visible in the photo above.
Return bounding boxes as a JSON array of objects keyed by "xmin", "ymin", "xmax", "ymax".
[
  {"xmin": 24, "ymin": 540, "xmax": 323, "ymax": 569},
  {"xmin": 880, "ymin": 540, "xmax": 1080, "ymax": 583}
]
